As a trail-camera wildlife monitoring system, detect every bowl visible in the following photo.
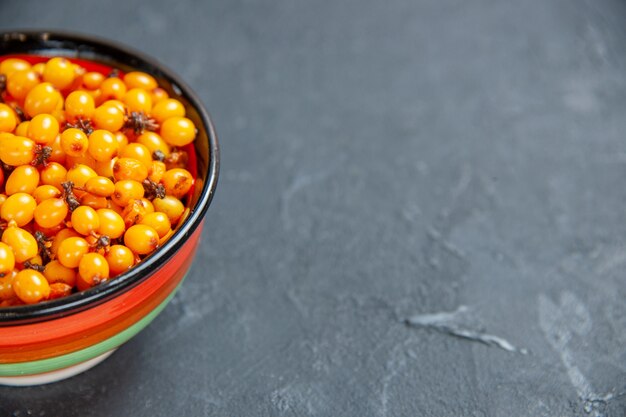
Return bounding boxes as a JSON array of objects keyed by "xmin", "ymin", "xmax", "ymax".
[{"xmin": 0, "ymin": 30, "xmax": 219, "ymax": 385}]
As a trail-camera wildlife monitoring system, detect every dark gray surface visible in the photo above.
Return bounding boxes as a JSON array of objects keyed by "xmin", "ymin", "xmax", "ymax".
[{"xmin": 1, "ymin": 0, "xmax": 625, "ymax": 415}]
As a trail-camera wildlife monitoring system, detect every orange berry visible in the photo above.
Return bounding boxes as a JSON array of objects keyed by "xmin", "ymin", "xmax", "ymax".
[
  {"xmin": 0, "ymin": 58, "xmax": 30, "ymax": 76},
  {"xmin": 153, "ymin": 196, "xmax": 185, "ymax": 224},
  {"xmin": 64, "ymin": 90, "xmax": 95, "ymax": 121},
  {"xmin": 32, "ymin": 184, "xmax": 61, "ymax": 204},
  {"xmin": 71, "ymin": 206, "xmax": 100, "ymax": 236},
  {"xmin": 57, "ymin": 236, "xmax": 89, "ymax": 268},
  {"xmin": 151, "ymin": 98, "xmax": 185, "ymax": 123},
  {"xmin": 92, "ymin": 101, "xmax": 125, "ymax": 131},
  {"xmin": 40, "ymin": 162, "xmax": 68, "ymax": 190},
  {"xmin": 78, "ymin": 253, "xmax": 109, "ymax": 287},
  {"xmin": 34, "ymin": 198, "xmax": 68, "ymax": 229},
  {"xmin": 139, "ymin": 212, "xmax": 171, "ymax": 238},
  {"xmin": 0, "ymin": 103, "xmax": 17, "ymax": 133},
  {"xmin": 13, "ymin": 269, "xmax": 50, "ymax": 304},
  {"xmin": 96, "ymin": 208, "xmax": 125, "ymax": 239},
  {"xmin": 112, "ymin": 179, "xmax": 144, "ymax": 206},
  {"xmin": 161, "ymin": 168, "xmax": 193, "ymax": 198},
  {"xmin": 112, "ymin": 157, "xmax": 148, "ymax": 182},
  {"xmin": 123, "ymin": 88, "xmax": 152, "ymax": 113},
  {"xmin": 0, "ymin": 134, "xmax": 35, "ymax": 166},
  {"xmin": 119, "ymin": 143, "xmax": 152, "ymax": 168},
  {"xmin": 124, "ymin": 224, "xmax": 159, "ymax": 255},
  {"xmin": 2, "ymin": 226, "xmax": 38, "ymax": 263},
  {"xmin": 0, "ymin": 242, "xmax": 15, "ymax": 274},
  {"xmin": 43, "ymin": 260, "xmax": 77, "ymax": 286},
  {"xmin": 1, "ymin": 193, "xmax": 36, "ymax": 226},
  {"xmin": 5, "ymin": 165, "xmax": 39, "ymax": 195},
  {"xmin": 105, "ymin": 244, "xmax": 134, "ymax": 275},
  {"xmin": 60, "ymin": 128, "xmax": 88, "ymax": 157},
  {"xmin": 123, "ymin": 71, "xmax": 158, "ymax": 90},
  {"xmin": 66, "ymin": 163, "xmax": 97, "ymax": 187},
  {"xmin": 160, "ymin": 117, "xmax": 196, "ymax": 146},
  {"xmin": 24, "ymin": 82, "xmax": 63, "ymax": 118},
  {"xmin": 6, "ymin": 69, "xmax": 40, "ymax": 100},
  {"xmin": 27, "ymin": 114, "xmax": 60, "ymax": 144}
]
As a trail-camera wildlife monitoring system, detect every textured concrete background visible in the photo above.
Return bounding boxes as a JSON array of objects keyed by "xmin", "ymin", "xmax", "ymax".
[{"xmin": 1, "ymin": 0, "xmax": 626, "ymax": 415}]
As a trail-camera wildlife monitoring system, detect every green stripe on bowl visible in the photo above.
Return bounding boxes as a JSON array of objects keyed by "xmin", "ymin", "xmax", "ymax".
[{"xmin": 0, "ymin": 276, "xmax": 186, "ymax": 377}]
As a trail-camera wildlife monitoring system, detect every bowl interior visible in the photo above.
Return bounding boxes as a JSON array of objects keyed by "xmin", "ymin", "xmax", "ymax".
[{"xmin": 0, "ymin": 31, "xmax": 219, "ymax": 325}]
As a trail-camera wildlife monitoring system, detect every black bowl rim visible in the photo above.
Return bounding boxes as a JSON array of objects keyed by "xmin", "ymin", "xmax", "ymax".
[{"xmin": 0, "ymin": 30, "xmax": 219, "ymax": 325}]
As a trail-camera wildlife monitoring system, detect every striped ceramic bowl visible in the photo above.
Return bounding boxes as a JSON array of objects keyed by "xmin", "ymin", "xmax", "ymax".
[{"xmin": 0, "ymin": 31, "xmax": 219, "ymax": 386}]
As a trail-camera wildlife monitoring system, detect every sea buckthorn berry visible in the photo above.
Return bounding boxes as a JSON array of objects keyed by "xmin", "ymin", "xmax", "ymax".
[
  {"xmin": 2, "ymin": 226, "xmax": 38, "ymax": 263},
  {"xmin": 124, "ymin": 224, "xmax": 159, "ymax": 255},
  {"xmin": 148, "ymin": 161, "xmax": 166, "ymax": 183},
  {"xmin": 13, "ymin": 269, "xmax": 50, "ymax": 304},
  {"xmin": 41, "ymin": 162, "xmax": 68, "ymax": 190},
  {"xmin": 114, "ymin": 131, "xmax": 129, "ymax": 148},
  {"xmin": 140, "ymin": 198, "xmax": 155, "ymax": 213},
  {"xmin": 96, "ymin": 208, "xmax": 125, "ymax": 238},
  {"xmin": 65, "ymin": 90, "xmax": 95, "ymax": 121},
  {"xmin": 153, "ymin": 196, "xmax": 185, "ymax": 224},
  {"xmin": 78, "ymin": 253, "xmax": 109, "ymax": 288},
  {"xmin": 112, "ymin": 179, "xmax": 144, "ymax": 206},
  {"xmin": 105, "ymin": 244, "xmax": 134, "ymax": 275},
  {"xmin": 6, "ymin": 165, "xmax": 40, "ymax": 195},
  {"xmin": 87, "ymin": 129, "xmax": 119, "ymax": 162},
  {"xmin": 123, "ymin": 88, "xmax": 152, "ymax": 113},
  {"xmin": 1, "ymin": 193, "xmax": 36, "ymax": 226},
  {"xmin": 27, "ymin": 114, "xmax": 59, "ymax": 144},
  {"xmin": 85, "ymin": 176, "xmax": 115, "ymax": 197},
  {"xmin": 124, "ymin": 71, "xmax": 158, "ymax": 90},
  {"xmin": 151, "ymin": 98, "xmax": 185, "ymax": 123},
  {"xmin": 160, "ymin": 116, "xmax": 196, "ymax": 146},
  {"xmin": 66, "ymin": 163, "xmax": 97, "ymax": 187},
  {"xmin": 0, "ymin": 103, "xmax": 17, "ymax": 133},
  {"xmin": 48, "ymin": 134, "xmax": 66, "ymax": 164},
  {"xmin": 92, "ymin": 101, "xmax": 125, "ymax": 131},
  {"xmin": 0, "ymin": 273, "xmax": 16, "ymax": 301},
  {"xmin": 137, "ymin": 131, "xmax": 170, "ymax": 157},
  {"xmin": 50, "ymin": 228, "xmax": 79, "ymax": 257},
  {"xmin": 80, "ymin": 193, "xmax": 108, "ymax": 210},
  {"xmin": 24, "ymin": 82, "xmax": 63, "ymax": 118},
  {"xmin": 66, "ymin": 153, "xmax": 97, "ymax": 170},
  {"xmin": 81, "ymin": 72, "xmax": 104, "ymax": 90},
  {"xmin": 44, "ymin": 260, "xmax": 77, "ymax": 286},
  {"xmin": 162, "ymin": 168, "xmax": 194, "ymax": 198},
  {"xmin": 0, "ymin": 193, "xmax": 6, "ymax": 206},
  {"xmin": 95, "ymin": 157, "xmax": 116, "ymax": 178},
  {"xmin": 15, "ymin": 121, "xmax": 30, "ymax": 137},
  {"xmin": 120, "ymin": 143, "xmax": 152, "ymax": 168},
  {"xmin": 57, "ymin": 236, "xmax": 89, "ymax": 268},
  {"xmin": 71, "ymin": 206, "xmax": 100, "ymax": 235},
  {"xmin": 43, "ymin": 57, "xmax": 75, "ymax": 90},
  {"xmin": 31, "ymin": 62, "xmax": 45, "ymax": 75},
  {"xmin": 48, "ymin": 282, "xmax": 73, "ymax": 300},
  {"xmin": 100, "ymin": 77, "xmax": 127, "ymax": 100},
  {"xmin": 60, "ymin": 128, "xmax": 89, "ymax": 157},
  {"xmin": 0, "ymin": 134, "xmax": 35, "ymax": 166},
  {"xmin": 122, "ymin": 198, "xmax": 150, "ymax": 227},
  {"xmin": 33, "ymin": 185, "xmax": 61, "ymax": 203},
  {"xmin": 139, "ymin": 212, "xmax": 171, "ymax": 238},
  {"xmin": 34, "ymin": 198, "xmax": 68, "ymax": 229},
  {"xmin": 151, "ymin": 87, "xmax": 169, "ymax": 103},
  {"xmin": 0, "ymin": 58, "xmax": 30, "ymax": 76},
  {"xmin": 113, "ymin": 157, "xmax": 148, "ymax": 182},
  {"xmin": 6, "ymin": 69, "xmax": 40, "ymax": 100},
  {"xmin": 0, "ymin": 242, "xmax": 15, "ymax": 274}
]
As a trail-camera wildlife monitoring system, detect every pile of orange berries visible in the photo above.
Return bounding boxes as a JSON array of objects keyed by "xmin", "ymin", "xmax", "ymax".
[{"xmin": 0, "ymin": 56, "xmax": 198, "ymax": 306}]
